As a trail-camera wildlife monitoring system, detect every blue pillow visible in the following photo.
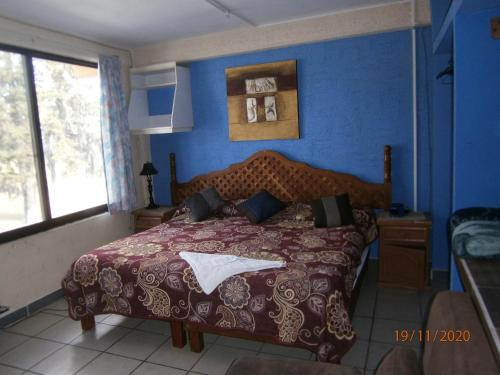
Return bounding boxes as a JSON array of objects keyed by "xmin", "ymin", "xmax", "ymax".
[
  {"xmin": 237, "ymin": 191, "xmax": 285, "ymax": 224},
  {"xmin": 186, "ymin": 193, "xmax": 212, "ymax": 222}
]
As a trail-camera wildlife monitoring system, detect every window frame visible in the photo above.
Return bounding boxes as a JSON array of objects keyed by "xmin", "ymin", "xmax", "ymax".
[{"xmin": 0, "ymin": 43, "xmax": 108, "ymax": 245}]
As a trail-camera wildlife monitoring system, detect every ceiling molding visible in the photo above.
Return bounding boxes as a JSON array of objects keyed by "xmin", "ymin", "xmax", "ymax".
[
  {"xmin": 132, "ymin": 0, "xmax": 431, "ymax": 66},
  {"xmin": 0, "ymin": 15, "xmax": 130, "ymax": 63}
]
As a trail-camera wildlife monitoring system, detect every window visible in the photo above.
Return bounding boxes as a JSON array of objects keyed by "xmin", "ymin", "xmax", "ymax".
[{"xmin": 0, "ymin": 45, "xmax": 107, "ymax": 242}]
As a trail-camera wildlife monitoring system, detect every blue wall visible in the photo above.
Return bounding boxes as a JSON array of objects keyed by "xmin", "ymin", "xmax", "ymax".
[
  {"xmin": 430, "ymin": 50, "xmax": 453, "ymax": 273},
  {"xmin": 148, "ymin": 86, "xmax": 175, "ymax": 115},
  {"xmin": 416, "ymin": 27, "xmax": 453, "ymax": 272},
  {"xmin": 152, "ymin": 30, "xmax": 414, "ymax": 205},
  {"xmin": 428, "ymin": 0, "xmax": 455, "ymax": 274},
  {"xmin": 454, "ymin": 7, "xmax": 500, "ymax": 210},
  {"xmin": 149, "ymin": 29, "xmax": 444, "ymax": 265},
  {"xmin": 447, "ymin": 6, "xmax": 500, "ymax": 290}
]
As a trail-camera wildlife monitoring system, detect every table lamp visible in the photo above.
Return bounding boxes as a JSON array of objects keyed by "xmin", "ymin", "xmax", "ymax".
[{"xmin": 140, "ymin": 162, "xmax": 159, "ymax": 209}]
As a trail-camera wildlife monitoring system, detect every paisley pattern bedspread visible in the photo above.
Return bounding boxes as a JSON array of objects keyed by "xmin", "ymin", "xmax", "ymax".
[{"xmin": 62, "ymin": 204, "xmax": 376, "ymax": 362}]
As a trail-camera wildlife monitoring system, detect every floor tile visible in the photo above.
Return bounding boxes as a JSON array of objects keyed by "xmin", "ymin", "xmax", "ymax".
[
  {"xmin": 37, "ymin": 318, "xmax": 85, "ymax": 343},
  {"xmin": 419, "ymin": 290, "xmax": 438, "ymax": 319},
  {"xmin": 204, "ymin": 334, "xmax": 219, "ymax": 344},
  {"xmin": 216, "ymin": 336, "xmax": 263, "ymax": 351},
  {"xmin": 0, "ymin": 338, "xmax": 63, "ymax": 369},
  {"xmin": 192, "ymin": 345, "xmax": 257, "ymax": 375},
  {"xmin": 132, "ymin": 362, "xmax": 187, "ymax": 375},
  {"xmin": 358, "ymin": 283, "xmax": 377, "ymax": 301},
  {"xmin": 77, "ymin": 353, "xmax": 141, "ymax": 375},
  {"xmin": 431, "ymin": 278, "xmax": 448, "ymax": 292},
  {"xmin": 94, "ymin": 314, "xmax": 110, "ymax": 323},
  {"xmin": 147, "ymin": 338, "xmax": 206, "ymax": 370},
  {"xmin": 352, "ymin": 316, "xmax": 372, "ymax": 341},
  {"xmin": 365, "ymin": 341, "xmax": 394, "ymax": 370},
  {"xmin": 101, "ymin": 315, "xmax": 143, "ymax": 328},
  {"xmin": 31, "ymin": 345, "xmax": 99, "ymax": 375},
  {"xmin": 0, "ymin": 332, "xmax": 29, "ymax": 356},
  {"xmin": 5, "ymin": 313, "xmax": 64, "ymax": 336},
  {"xmin": 70, "ymin": 323, "xmax": 130, "ymax": 351},
  {"xmin": 136, "ymin": 320, "xmax": 171, "ymax": 336},
  {"xmin": 256, "ymin": 352, "xmax": 292, "ymax": 360},
  {"xmin": 106, "ymin": 330, "xmax": 167, "ymax": 360},
  {"xmin": 378, "ymin": 288, "xmax": 419, "ymax": 302},
  {"xmin": 0, "ymin": 364, "xmax": 23, "ymax": 375},
  {"xmin": 366, "ymin": 345, "xmax": 418, "ymax": 371},
  {"xmin": 375, "ymin": 302, "xmax": 421, "ymax": 323},
  {"xmin": 341, "ymin": 339, "xmax": 368, "ymax": 368},
  {"xmin": 260, "ymin": 343, "xmax": 312, "ymax": 360},
  {"xmin": 371, "ymin": 319, "xmax": 420, "ymax": 347},
  {"xmin": 353, "ymin": 298, "xmax": 376, "ymax": 318},
  {"xmin": 375, "ymin": 292, "xmax": 421, "ymax": 323}
]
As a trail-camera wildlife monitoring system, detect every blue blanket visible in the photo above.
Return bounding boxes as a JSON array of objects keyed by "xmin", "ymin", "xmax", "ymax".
[{"xmin": 452, "ymin": 220, "xmax": 500, "ymax": 258}]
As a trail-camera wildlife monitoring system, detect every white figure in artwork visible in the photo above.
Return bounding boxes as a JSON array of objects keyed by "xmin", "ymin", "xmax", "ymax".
[
  {"xmin": 264, "ymin": 96, "xmax": 277, "ymax": 121},
  {"xmin": 246, "ymin": 97, "xmax": 257, "ymax": 123}
]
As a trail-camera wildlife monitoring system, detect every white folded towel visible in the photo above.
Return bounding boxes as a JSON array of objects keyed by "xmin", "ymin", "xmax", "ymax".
[{"xmin": 179, "ymin": 251, "xmax": 286, "ymax": 294}]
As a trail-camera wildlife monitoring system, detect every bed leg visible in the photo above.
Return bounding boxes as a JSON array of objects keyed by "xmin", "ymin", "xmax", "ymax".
[
  {"xmin": 188, "ymin": 328, "xmax": 204, "ymax": 353},
  {"xmin": 170, "ymin": 321, "xmax": 186, "ymax": 348},
  {"xmin": 81, "ymin": 316, "xmax": 95, "ymax": 331}
]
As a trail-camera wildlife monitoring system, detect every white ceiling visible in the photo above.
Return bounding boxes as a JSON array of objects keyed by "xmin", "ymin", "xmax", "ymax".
[{"xmin": 0, "ymin": 0, "xmax": 404, "ymax": 49}]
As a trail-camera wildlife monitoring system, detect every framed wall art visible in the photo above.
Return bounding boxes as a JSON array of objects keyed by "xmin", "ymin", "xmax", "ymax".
[{"xmin": 225, "ymin": 60, "xmax": 299, "ymax": 141}]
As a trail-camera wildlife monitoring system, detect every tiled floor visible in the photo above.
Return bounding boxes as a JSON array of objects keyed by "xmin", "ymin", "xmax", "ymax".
[{"xmin": 0, "ymin": 261, "xmax": 447, "ymax": 375}]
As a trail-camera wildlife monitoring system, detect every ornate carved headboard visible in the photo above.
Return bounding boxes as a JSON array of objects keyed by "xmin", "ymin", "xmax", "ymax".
[{"xmin": 169, "ymin": 146, "xmax": 392, "ymax": 209}]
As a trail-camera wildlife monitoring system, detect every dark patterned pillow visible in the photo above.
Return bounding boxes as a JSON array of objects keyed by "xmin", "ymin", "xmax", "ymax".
[
  {"xmin": 185, "ymin": 193, "xmax": 212, "ymax": 222},
  {"xmin": 237, "ymin": 191, "xmax": 286, "ymax": 224},
  {"xmin": 312, "ymin": 194, "xmax": 354, "ymax": 228},
  {"xmin": 199, "ymin": 186, "xmax": 225, "ymax": 212},
  {"xmin": 219, "ymin": 199, "xmax": 245, "ymax": 217}
]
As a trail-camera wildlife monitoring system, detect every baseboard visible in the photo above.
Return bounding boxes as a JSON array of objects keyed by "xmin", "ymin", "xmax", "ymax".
[
  {"xmin": 0, "ymin": 289, "xmax": 64, "ymax": 328},
  {"xmin": 431, "ymin": 269, "xmax": 449, "ymax": 281}
]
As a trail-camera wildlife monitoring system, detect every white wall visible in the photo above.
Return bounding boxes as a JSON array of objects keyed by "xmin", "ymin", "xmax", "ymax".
[
  {"xmin": 0, "ymin": 16, "xmax": 148, "ymax": 317},
  {"xmin": 0, "ymin": 213, "xmax": 133, "ymax": 314}
]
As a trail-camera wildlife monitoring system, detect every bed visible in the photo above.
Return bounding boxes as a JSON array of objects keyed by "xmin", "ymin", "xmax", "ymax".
[{"xmin": 62, "ymin": 147, "xmax": 392, "ymax": 362}]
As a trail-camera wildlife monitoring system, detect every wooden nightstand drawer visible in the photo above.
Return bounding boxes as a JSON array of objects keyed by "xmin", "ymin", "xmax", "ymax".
[
  {"xmin": 377, "ymin": 211, "xmax": 431, "ymax": 289},
  {"xmin": 132, "ymin": 206, "xmax": 175, "ymax": 233},
  {"xmin": 381, "ymin": 227, "xmax": 427, "ymax": 244},
  {"xmin": 379, "ymin": 245, "xmax": 426, "ymax": 289},
  {"xmin": 135, "ymin": 216, "xmax": 162, "ymax": 228}
]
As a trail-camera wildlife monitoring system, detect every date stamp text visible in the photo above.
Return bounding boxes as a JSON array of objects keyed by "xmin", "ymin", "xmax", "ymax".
[{"xmin": 395, "ymin": 330, "xmax": 471, "ymax": 343}]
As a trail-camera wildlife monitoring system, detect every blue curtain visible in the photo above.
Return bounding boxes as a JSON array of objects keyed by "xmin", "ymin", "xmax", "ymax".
[{"xmin": 99, "ymin": 55, "xmax": 137, "ymax": 213}]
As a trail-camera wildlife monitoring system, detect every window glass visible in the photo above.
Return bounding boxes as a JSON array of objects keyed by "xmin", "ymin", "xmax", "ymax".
[
  {"xmin": 33, "ymin": 58, "xmax": 106, "ymax": 218},
  {"xmin": 0, "ymin": 51, "xmax": 43, "ymax": 232}
]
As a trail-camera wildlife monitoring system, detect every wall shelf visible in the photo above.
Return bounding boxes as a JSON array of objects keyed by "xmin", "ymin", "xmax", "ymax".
[{"xmin": 128, "ymin": 62, "xmax": 193, "ymax": 135}]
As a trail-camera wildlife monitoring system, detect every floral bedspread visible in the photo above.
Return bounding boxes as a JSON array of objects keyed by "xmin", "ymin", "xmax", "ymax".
[{"xmin": 62, "ymin": 204, "xmax": 376, "ymax": 362}]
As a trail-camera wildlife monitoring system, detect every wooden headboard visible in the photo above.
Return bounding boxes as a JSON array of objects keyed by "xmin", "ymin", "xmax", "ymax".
[{"xmin": 169, "ymin": 146, "xmax": 392, "ymax": 209}]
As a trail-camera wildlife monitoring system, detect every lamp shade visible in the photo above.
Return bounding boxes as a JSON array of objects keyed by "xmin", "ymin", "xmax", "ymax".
[{"xmin": 139, "ymin": 162, "xmax": 158, "ymax": 176}]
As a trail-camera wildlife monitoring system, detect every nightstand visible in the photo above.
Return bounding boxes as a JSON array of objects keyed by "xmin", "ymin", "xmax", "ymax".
[
  {"xmin": 132, "ymin": 206, "xmax": 175, "ymax": 233},
  {"xmin": 377, "ymin": 211, "xmax": 432, "ymax": 289}
]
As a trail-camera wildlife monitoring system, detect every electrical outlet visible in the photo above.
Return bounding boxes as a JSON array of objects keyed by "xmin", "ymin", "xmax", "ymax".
[{"xmin": 492, "ymin": 17, "xmax": 500, "ymax": 39}]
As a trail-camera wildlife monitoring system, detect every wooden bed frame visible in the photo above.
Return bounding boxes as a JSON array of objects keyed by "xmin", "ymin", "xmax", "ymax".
[
  {"xmin": 166, "ymin": 146, "xmax": 392, "ymax": 353},
  {"xmin": 170, "ymin": 147, "xmax": 392, "ymax": 208},
  {"xmin": 79, "ymin": 146, "xmax": 392, "ymax": 353}
]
